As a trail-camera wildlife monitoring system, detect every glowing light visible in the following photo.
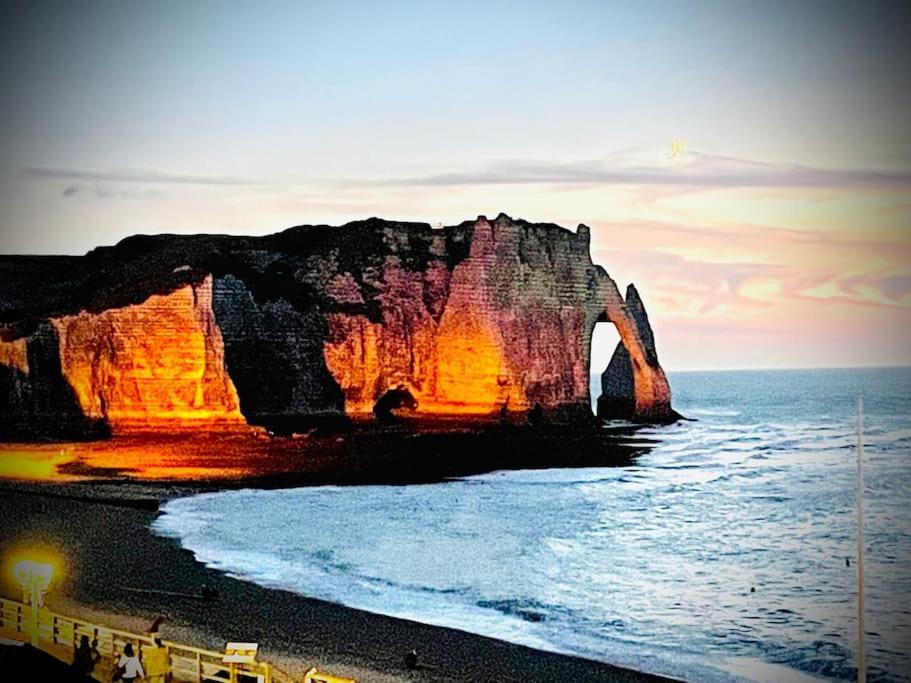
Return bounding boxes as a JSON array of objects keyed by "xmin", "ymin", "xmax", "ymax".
[
  {"xmin": 13, "ymin": 560, "xmax": 54, "ymax": 606},
  {"xmin": 7, "ymin": 552, "xmax": 58, "ymax": 646}
]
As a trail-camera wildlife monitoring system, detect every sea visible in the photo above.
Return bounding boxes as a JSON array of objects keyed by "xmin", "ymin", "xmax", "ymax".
[{"xmin": 152, "ymin": 368, "xmax": 911, "ymax": 682}]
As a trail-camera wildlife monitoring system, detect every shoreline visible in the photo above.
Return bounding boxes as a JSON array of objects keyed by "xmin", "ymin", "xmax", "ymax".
[{"xmin": 0, "ymin": 481, "xmax": 676, "ymax": 682}]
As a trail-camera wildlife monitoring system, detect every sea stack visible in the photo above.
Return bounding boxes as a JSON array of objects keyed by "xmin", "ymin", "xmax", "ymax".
[{"xmin": 0, "ymin": 214, "xmax": 677, "ymax": 438}]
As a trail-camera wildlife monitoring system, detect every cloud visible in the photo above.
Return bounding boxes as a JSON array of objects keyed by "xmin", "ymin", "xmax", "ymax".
[
  {"xmin": 876, "ymin": 274, "xmax": 911, "ymax": 300},
  {"xmin": 590, "ymin": 217, "xmax": 911, "ymax": 257},
  {"xmin": 26, "ymin": 153, "xmax": 911, "ymax": 194},
  {"xmin": 616, "ymin": 251, "xmax": 911, "ymax": 326},
  {"xmin": 92, "ymin": 185, "xmax": 164, "ymax": 200},
  {"xmin": 591, "ymin": 246, "xmax": 789, "ymax": 320},
  {"xmin": 55, "ymin": 181, "xmax": 165, "ymax": 200},
  {"xmin": 23, "ymin": 166, "xmax": 257, "ymax": 186},
  {"xmin": 377, "ymin": 154, "xmax": 911, "ymax": 190}
]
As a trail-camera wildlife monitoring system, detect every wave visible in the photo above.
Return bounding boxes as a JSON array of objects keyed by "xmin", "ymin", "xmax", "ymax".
[
  {"xmin": 153, "ymin": 370, "xmax": 911, "ymax": 683},
  {"xmin": 687, "ymin": 408, "xmax": 743, "ymax": 417}
]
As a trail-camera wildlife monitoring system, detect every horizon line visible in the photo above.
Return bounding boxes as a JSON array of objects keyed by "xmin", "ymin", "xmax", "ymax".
[{"xmin": 591, "ymin": 364, "xmax": 911, "ymax": 374}]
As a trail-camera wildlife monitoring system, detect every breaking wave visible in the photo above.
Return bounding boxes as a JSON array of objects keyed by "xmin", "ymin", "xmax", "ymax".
[{"xmin": 154, "ymin": 368, "xmax": 911, "ymax": 682}]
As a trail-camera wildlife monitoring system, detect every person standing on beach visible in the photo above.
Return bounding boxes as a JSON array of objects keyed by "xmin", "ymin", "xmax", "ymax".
[{"xmin": 115, "ymin": 643, "xmax": 145, "ymax": 682}]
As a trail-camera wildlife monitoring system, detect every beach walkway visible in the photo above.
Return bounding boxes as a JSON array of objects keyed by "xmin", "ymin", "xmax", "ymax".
[{"xmin": 0, "ymin": 596, "xmax": 350, "ymax": 683}]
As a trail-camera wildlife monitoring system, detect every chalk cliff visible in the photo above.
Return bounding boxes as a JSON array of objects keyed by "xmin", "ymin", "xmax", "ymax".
[
  {"xmin": 597, "ymin": 283, "xmax": 674, "ymax": 421},
  {"xmin": 0, "ymin": 215, "xmax": 676, "ymax": 438}
]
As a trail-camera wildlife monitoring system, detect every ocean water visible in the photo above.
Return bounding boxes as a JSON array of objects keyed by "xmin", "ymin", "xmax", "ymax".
[{"xmin": 153, "ymin": 368, "xmax": 911, "ymax": 682}]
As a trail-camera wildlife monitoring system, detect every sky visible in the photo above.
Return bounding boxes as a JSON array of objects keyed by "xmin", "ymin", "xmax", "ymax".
[{"xmin": 1, "ymin": 0, "xmax": 909, "ymax": 371}]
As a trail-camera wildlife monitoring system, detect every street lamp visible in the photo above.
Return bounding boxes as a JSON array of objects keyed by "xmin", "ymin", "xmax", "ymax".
[{"xmin": 13, "ymin": 559, "xmax": 54, "ymax": 646}]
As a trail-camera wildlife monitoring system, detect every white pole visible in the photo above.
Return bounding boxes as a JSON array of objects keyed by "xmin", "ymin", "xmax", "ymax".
[
  {"xmin": 856, "ymin": 393, "xmax": 866, "ymax": 683},
  {"xmin": 29, "ymin": 583, "xmax": 40, "ymax": 647}
]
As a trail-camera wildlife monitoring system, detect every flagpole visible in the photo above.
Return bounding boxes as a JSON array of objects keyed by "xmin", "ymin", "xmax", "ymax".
[{"xmin": 856, "ymin": 393, "xmax": 866, "ymax": 683}]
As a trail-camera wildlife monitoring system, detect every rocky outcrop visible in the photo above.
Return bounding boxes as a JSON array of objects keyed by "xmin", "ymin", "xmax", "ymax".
[
  {"xmin": 597, "ymin": 284, "xmax": 676, "ymax": 421},
  {"xmin": 0, "ymin": 215, "xmax": 677, "ymax": 438}
]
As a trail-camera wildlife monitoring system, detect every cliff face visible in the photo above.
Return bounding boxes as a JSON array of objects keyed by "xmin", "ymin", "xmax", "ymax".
[
  {"xmin": 1, "ymin": 323, "xmax": 109, "ymax": 439},
  {"xmin": 213, "ymin": 274, "xmax": 345, "ymax": 428},
  {"xmin": 322, "ymin": 218, "xmax": 594, "ymax": 416},
  {"xmin": 50, "ymin": 276, "xmax": 243, "ymax": 427},
  {"xmin": 2, "ymin": 277, "xmax": 241, "ymax": 436},
  {"xmin": 0, "ymin": 215, "xmax": 676, "ymax": 438}
]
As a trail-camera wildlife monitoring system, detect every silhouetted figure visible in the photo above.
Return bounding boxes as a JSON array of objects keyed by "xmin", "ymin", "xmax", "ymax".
[
  {"xmin": 528, "ymin": 403, "xmax": 545, "ymax": 427},
  {"xmin": 373, "ymin": 385, "xmax": 418, "ymax": 425},
  {"xmin": 404, "ymin": 649, "xmax": 418, "ymax": 669},
  {"xmin": 71, "ymin": 635, "xmax": 100, "ymax": 677},
  {"xmin": 846, "ymin": 557, "xmax": 851, "ymax": 567},
  {"xmin": 148, "ymin": 614, "xmax": 166, "ymax": 645},
  {"xmin": 750, "ymin": 586, "xmax": 755, "ymax": 593}
]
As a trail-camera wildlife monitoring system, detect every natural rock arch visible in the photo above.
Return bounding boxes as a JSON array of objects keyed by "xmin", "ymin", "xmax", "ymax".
[{"xmin": 594, "ymin": 282, "xmax": 676, "ymax": 422}]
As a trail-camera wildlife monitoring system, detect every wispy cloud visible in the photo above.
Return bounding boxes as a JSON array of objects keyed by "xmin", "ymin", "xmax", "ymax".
[
  {"xmin": 377, "ymin": 154, "xmax": 911, "ymax": 190},
  {"xmin": 591, "ymin": 217, "xmax": 911, "ymax": 257},
  {"xmin": 590, "ymin": 221, "xmax": 911, "ymax": 367},
  {"xmin": 56, "ymin": 182, "xmax": 165, "ymax": 200},
  {"xmin": 25, "ymin": 153, "xmax": 911, "ymax": 193},
  {"xmin": 23, "ymin": 166, "xmax": 257, "ymax": 186}
]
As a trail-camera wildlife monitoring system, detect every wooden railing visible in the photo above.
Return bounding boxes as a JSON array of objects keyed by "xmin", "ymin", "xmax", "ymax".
[
  {"xmin": 304, "ymin": 668, "xmax": 357, "ymax": 683},
  {"xmin": 0, "ymin": 596, "xmax": 301, "ymax": 682}
]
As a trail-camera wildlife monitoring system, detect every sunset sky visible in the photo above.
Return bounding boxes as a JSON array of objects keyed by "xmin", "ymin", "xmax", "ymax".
[{"xmin": 1, "ymin": 1, "xmax": 909, "ymax": 371}]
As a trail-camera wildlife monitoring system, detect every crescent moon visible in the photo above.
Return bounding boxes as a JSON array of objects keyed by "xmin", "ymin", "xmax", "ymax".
[{"xmin": 668, "ymin": 139, "xmax": 682, "ymax": 159}]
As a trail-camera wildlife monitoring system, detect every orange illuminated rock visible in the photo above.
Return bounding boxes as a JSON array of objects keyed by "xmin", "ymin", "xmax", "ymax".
[
  {"xmin": 0, "ymin": 337, "xmax": 28, "ymax": 375},
  {"xmin": 323, "ymin": 222, "xmax": 529, "ymax": 416},
  {"xmin": 0, "ymin": 215, "xmax": 677, "ymax": 437},
  {"xmin": 598, "ymin": 282, "xmax": 676, "ymax": 421},
  {"xmin": 50, "ymin": 275, "xmax": 242, "ymax": 430},
  {"xmin": 320, "ymin": 216, "xmax": 673, "ymax": 421}
]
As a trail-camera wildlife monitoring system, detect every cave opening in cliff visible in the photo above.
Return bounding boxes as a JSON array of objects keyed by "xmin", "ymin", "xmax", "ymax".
[
  {"xmin": 373, "ymin": 385, "xmax": 419, "ymax": 425},
  {"xmin": 589, "ymin": 322, "xmax": 622, "ymax": 414}
]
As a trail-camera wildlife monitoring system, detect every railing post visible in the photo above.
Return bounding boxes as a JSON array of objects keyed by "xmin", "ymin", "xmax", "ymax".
[{"xmin": 28, "ymin": 595, "xmax": 40, "ymax": 646}]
